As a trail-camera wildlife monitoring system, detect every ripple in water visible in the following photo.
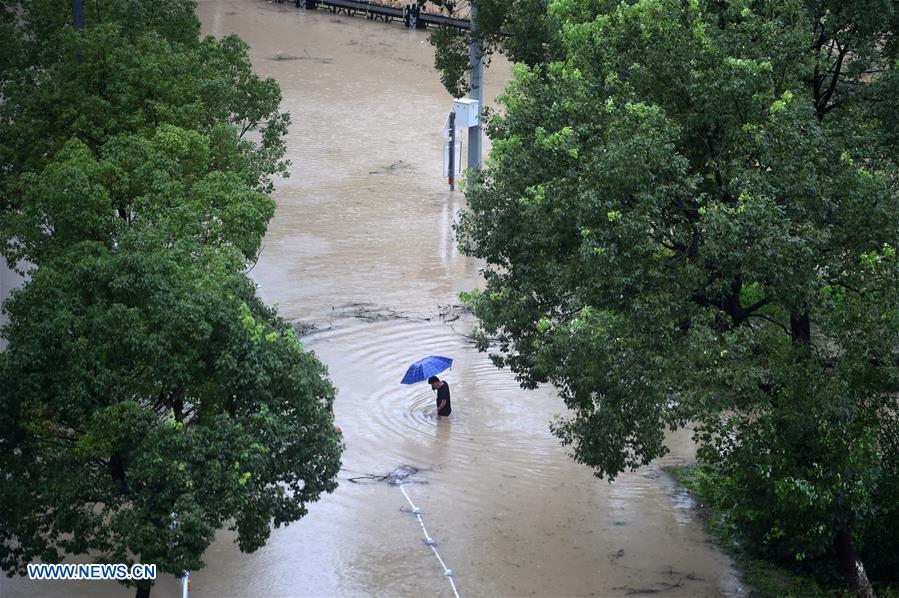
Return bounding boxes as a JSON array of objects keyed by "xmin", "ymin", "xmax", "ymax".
[{"xmin": 403, "ymin": 394, "xmax": 472, "ymax": 431}]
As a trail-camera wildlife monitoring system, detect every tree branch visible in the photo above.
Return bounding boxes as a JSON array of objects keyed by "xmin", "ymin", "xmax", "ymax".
[
  {"xmin": 817, "ymin": 42, "xmax": 847, "ymax": 119},
  {"xmin": 747, "ymin": 312, "xmax": 791, "ymax": 336},
  {"xmin": 742, "ymin": 297, "xmax": 769, "ymax": 315}
]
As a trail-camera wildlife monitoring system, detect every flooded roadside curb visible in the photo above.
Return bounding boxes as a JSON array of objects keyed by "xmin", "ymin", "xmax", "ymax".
[{"xmin": 670, "ymin": 465, "xmax": 828, "ymax": 598}]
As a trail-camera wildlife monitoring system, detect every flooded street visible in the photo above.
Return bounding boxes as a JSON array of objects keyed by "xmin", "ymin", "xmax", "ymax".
[{"xmin": 4, "ymin": 1, "xmax": 746, "ymax": 596}]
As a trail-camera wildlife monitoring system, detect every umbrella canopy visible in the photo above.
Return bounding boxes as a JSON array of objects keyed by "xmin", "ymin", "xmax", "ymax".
[{"xmin": 401, "ymin": 355, "xmax": 453, "ymax": 385}]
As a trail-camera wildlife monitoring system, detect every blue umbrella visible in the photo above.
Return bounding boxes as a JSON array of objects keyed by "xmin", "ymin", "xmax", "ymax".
[{"xmin": 401, "ymin": 355, "xmax": 453, "ymax": 385}]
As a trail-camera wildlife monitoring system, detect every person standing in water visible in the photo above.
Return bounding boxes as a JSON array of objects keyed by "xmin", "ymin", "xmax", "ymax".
[{"xmin": 428, "ymin": 375, "xmax": 452, "ymax": 418}]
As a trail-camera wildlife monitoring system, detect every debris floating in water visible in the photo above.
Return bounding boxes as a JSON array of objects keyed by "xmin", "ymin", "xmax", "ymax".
[{"xmin": 345, "ymin": 465, "xmax": 424, "ymax": 485}]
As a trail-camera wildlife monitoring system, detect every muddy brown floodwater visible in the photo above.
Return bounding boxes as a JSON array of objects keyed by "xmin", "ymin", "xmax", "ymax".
[{"xmin": 3, "ymin": 2, "xmax": 750, "ymax": 597}]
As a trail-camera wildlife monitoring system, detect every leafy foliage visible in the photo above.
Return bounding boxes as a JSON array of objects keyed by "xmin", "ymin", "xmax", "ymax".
[
  {"xmin": 455, "ymin": 0, "xmax": 899, "ymax": 590},
  {"xmin": 675, "ymin": 465, "xmax": 836, "ymax": 597},
  {"xmin": 428, "ymin": 0, "xmax": 562, "ymax": 96},
  {"xmin": 0, "ymin": 1, "xmax": 342, "ymax": 595},
  {"xmin": 0, "ymin": 240, "xmax": 341, "ymax": 580},
  {"xmin": 431, "ymin": 26, "xmax": 474, "ymax": 98}
]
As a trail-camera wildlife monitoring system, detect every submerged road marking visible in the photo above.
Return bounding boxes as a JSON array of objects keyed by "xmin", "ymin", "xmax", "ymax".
[{"xmin": 398, "ymin": 483, "xmax": 461, "ymax": 598}]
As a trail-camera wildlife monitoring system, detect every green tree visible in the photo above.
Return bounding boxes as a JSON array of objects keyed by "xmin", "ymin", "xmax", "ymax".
[
  {"xmin": 428, "ymin": 0, "xmax": 562, "ymax": 97},
  {"xmin": 455, "ymin": 1, "xmax": 898, "ymax": 595},
  {"xmin": 0, "ymin": 3, "xmax": 342, "ymax": 597}
]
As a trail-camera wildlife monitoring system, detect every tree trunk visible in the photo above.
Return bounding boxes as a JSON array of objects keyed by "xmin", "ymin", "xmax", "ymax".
[
  {"xmin": 135, "ymin": 583, "xmax": 152, "ymax": 598},
  {"xmin": 834, "ymin": 528, "xmax": 876, "ymax": 598},
  {"xmin": 790, "ymin": 312, "xmax": 811, "ymax": 344}
]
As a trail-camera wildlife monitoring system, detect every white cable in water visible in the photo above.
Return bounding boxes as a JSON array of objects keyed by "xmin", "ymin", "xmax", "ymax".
[{"xmin": 398, "ymin": 483, "xmax": 461, "ymax": 598}]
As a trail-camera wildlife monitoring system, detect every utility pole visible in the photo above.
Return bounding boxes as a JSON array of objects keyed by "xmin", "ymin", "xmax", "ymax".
[
  {"xmin": 73, "ymin": 0, "xmax": 85, "ymax": 29},
  {"xmin": 467, "ymin": 0, "xmax": 483, "ymax": 170}
]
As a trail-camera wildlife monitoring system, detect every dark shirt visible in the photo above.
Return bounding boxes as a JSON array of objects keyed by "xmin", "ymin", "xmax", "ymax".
[{"xmin": 436, "ymin": 382, "xmax": 451, "ymax": 416}]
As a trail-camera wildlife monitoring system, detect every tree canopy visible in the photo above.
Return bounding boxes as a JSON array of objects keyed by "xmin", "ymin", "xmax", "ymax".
[
  {"xmin": 453, "ymin": 0, "xmax": 898, "ymax": 594},
  {"xmin": 429, "ymin": 0, "xmax": 562, "ymax": 97},
  {"xmin": 0, "ymin": 2, "xmax": 342, "ymax": 596}
]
